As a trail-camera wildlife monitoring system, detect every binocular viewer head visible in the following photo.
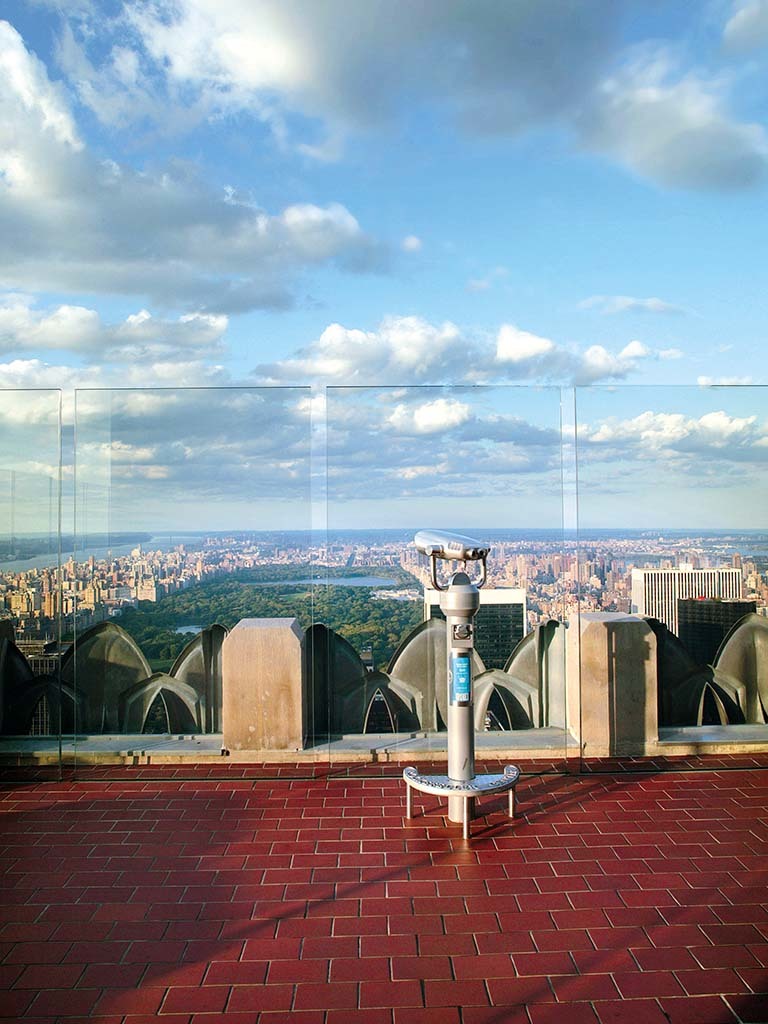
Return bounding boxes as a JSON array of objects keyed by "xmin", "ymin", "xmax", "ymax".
[{"xmin": 414, "ymin": 529, "xmax": 490, "ymax": 563}]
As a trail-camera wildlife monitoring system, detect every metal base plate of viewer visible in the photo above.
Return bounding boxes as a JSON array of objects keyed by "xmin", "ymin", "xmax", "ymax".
[{"xmin": 403, "ymin": 763, "xmax": 520, "ymax": 840}]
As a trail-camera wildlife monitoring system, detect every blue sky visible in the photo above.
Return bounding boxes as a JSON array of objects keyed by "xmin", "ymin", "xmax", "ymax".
[{"xmin": 0, "ymin": 1, "xmax": 767, "ymax": 529}]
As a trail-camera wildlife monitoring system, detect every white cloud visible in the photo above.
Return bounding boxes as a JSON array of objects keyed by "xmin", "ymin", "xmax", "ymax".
[
  {"xmin": 496, "ymin": 324, "xmax": 555, "ymax": 363},
  {"xmin": 48, "ymin": 2, "xmax": 768, "ymax": 191},
  {"xmin": 0, "ymin": 295, "xmax": 228, "ymax": 360},
  {"xmin": 724, "ymin": 1, "xmax": 768, "ymax": 52},
  {"xmin": 401, "ymin": 235, "xmax": 422, "ymax": 252},
  {"xmin": 257, "ymin": 316, "xmax": 470, "ymax": 384},
  {"xmin": 257, "ymin": 314, "xmax": 658, "ymax": 386},
  {"xmin": 578, "ymin": 48, "xmax": 768, "ymax": 189},
  {"xmin": 388, "ymin": 397, "xmax": 471, "ymax": 434},
  {"xmin": 0, "ymin": 21, "xmax": 384, "ymax": 312},
  {"xmin": 584, "ymin": 408, "xmax": 765, "ymax": 458},
  {"xmin": 579, "ymin": 294, "xmax": 686, "ymax": 315},
  {"xmin": 619, "ymin": 340, "xmax": 649, "ymax": 360}
]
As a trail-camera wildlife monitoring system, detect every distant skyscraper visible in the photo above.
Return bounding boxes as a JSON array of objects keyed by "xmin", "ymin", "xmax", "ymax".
[
  {"xmin": 631, "ymin": 566, "xmax": 742, "ymax": 635},
  {"xmin": 424, "ymin": 587, "xmax": 527, "ymax": 669},
  {"xmin": 677, "ymin": 598, "xmax": 756, "ymax": 665}
]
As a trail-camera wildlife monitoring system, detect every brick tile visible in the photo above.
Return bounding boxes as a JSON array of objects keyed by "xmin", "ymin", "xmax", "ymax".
[
  {"xmin": 702, "ymin": 923, "xmax": 765, "ymax": 945},
  {"xmin": 534, "ymin": 928, "xmax": 593, "ymax": 951},
  {"xmin": 204, "ymin": 960, "xmax": 268, "ymax": 985},
  {"xmin": 391, "ymin": 955, "xmax": 451, "ymax": 980},
  {"xmin": 221, "ymin": 1015, "xmax": 320, "ymax": 1024},
  {"xmin": 679, "ymin": 970, "xmax": 753, "ymax": 995},
  {"xmin": 13, "ymin": 963, "xmax": 84, "ymax": 989},
  {"xmin": 423, "ymin": 979, "xmax": 489, "ymax": 1006},
  {"xmin": 513, "ymin": 950, "xmax": 576, "ymax": 976},
  {"xmin": 443, "ymin": 912, "xmax": 499, "ymax": 934},
  {"xmin": 163, "ymin": 986, "xmax": 229, "ymax": 1014},
  {"xmin": 419, "ymin": 933, "xmax": 476, "ymax": 956},
  {"xmin": 123, "ymin": 939, "xmax": 185, "ymax": 963},
  {"xmin": 462, "ymin": 1009, "xmax": 529, "ymax": 1024},
  {"xmin": 658, "ymin": 995, "xmax": 739, "ymax": 1023},
  {"xmin": 360, "ymin": 979, "xmax": 422, "ymax": 1007},
  {"xmin": 302, "ymin": 935, "xmax": 358, "ymax": 958},
  {"xmin": 94, "ymin": 987, "xmax": 167, "ymax": 1015},
  {"xmin": 294, "ymin": 982, "xmax": 358, "ymax": 1010},
  {"xmin": 330, "ymin": 956, "xmax": 389, "ymax": 982},
  {"xmin": 614, "ymin": 971, "xmax": 684, "ymax": 998},
  {"xmin": 738, "ymin": 967, "xmax": 768, "ymax": 993},
  {"xmin": 183, "ymin": 939, "xmax": 243, "ymax": 963},
  {"xmin": 572, "ymin": 948, "xmax": 637, "ymax": 974},
  {"xmin": 0, "ymin": 990, "xmax": 35, "ymax": 1018},
  {"xmin": 726, "ymin": 993, "xmax": 768, "ymax": 1022},
  {"xmin": 269, "ymin": 955, "xmax": 329, "ymax": 984},
  {"xmin": 227, "ymin": 984, "xmax": 294, "ymax": 1012},
  {"xmin": 333, "ymin": 915, "xmax": 386, "ymax": 936},
  {"xmin": 4, "ymin": 940, "xmax": 72, "ymax": 964},
  {"xmin": 699, "ymin": 944, "xmax": 762, "ymax": 973},
  {"xmin": 646, "ymin": 925, "xmax": 706, "ymax": 947},
  {"xmin": 361, "ymin": 934, "xmax": 417, "ymax": 957},
  {"xmin": 474, "ymin": 931, "xmax": 536, "ymax": 954},
  {"xmin": 31, "ymin": 987, "xmax": 101, "ymax": 1016},
  {"xmin": 528, "ymin": 1005, "xmax": 599, "ymax": 1024},
  {"xmin": 549, "ymin": 974, "xmax": 619, "ymax": 1001},
  {"xmin": 450, "ymin": 952, "xmax": 513, "ymax": 980},
  {"xmin": 595, "ymin": 1000, "xmax": 671, "ymax": 1024},
  {"xmin": 389, "ymin": 914, "xmax": 444, "ymax": 935},
  {"xmin": 326, "ymin": 1011, "xmax": 391, "ymax": 1024},
  {"xmin": 590, "ymin": 925, "xmax": 650, "ymax": 949},
  {"xmin": 242, "ymin": 937, "xmax": 300, "ymax": 960},
  {"xmin": 487, "ymin": 976, "xmax": 555, "ymax": 1004},
  {"xmin": 0, "ymin": 963, "xmax": 24, "ymax": 989},
  {"xmin": 394, "ymin": 1009, "xmax": 461, "ymax": 1024},
  {"xmin": 634, "ymin": 946, "xmax": 700, "ymax": 971}
]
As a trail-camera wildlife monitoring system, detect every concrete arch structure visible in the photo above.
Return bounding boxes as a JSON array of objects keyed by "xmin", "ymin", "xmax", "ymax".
[
  {"xmin": 715, "ymin": 612, "xmax": 768, "ymax": 724},
  {"xmin": 170, "ymin": 624, "xmax": 227, "ymax": 732},
  {"xmin": 60, "ymin": 621, "xmax": 151, "ymax": 733},
  {"xmin": 120, "ymin": 672, "xmax": 203, "ymax": 734}
]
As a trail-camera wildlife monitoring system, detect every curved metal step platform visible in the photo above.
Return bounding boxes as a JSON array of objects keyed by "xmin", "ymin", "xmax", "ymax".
[{"xmin": 403, "ymin": 764, "xmax": 520, "ymax": 839}]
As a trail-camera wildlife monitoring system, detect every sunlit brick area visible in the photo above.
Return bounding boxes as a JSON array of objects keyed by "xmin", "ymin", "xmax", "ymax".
[{"xmin": 2, "ymin": 761, "xmax": 767, "ymax": 1024}]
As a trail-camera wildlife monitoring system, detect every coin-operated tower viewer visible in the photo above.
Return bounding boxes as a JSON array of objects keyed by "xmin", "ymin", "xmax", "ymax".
[{"xmin": 403, "ymin": 530, "xmax": 520, "ymax": 839}]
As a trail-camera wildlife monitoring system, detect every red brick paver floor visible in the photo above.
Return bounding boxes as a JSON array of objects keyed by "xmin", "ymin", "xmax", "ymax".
[{"xmin": 1, "ymin": 764, "xmax": 767, "ymax": 1023}]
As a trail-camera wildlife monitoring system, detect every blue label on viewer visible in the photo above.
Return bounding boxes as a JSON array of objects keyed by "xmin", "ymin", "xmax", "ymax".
[{"xmin": 451, "ymin": 655, "xmax": 471, "ymax": 702}]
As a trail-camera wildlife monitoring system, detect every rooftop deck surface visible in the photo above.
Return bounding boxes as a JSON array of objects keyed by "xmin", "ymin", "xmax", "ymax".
[{"xmin": 1, "ymin": 758, "xmax": 767, "ymax": 1024}]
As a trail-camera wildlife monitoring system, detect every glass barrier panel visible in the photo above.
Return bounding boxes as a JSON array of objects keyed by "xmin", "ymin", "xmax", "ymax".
[
  {"xmin": 72, "ymin": 387, "xmax": 314, "ymax": 773},
  {"xmin": 575, "ymin": 384, "xmax": 768, "ymax": 768},
  {"xmin": 324, "ymin": 385, "xmax": 569, "ymax": 784},
  {"xmin": 0, "ymin": 390, "xmax": 62, "ymax": 774}
]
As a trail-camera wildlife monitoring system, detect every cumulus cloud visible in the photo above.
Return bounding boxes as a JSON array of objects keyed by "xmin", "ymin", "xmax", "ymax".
[
  {"xmin": 578, "ymin": 48, "xmax": 768, "ymax": 189},
  {"xmin": 0, "ymin": 21, "xmax": 384, "ymax": 312},
  {"xmin": 388, "ymin": 397, "xmax": 471, "ymax": 434},
  {"xmin": 401, "ymin": 235, "xmax": 422, "ymax": 252},
  {"xmin": 496, "ymin": 325, "xmax": 555, "ymax": 363},
  {"xmin": 321, "ymin": 385, "xmax": 565, "ymax": 506},
  {"xmin": 44, "ymin": 2, "xmax": 768, "ymax": 191},
  {"xmin": 0, "ymin": 295, "xmax": 228, "ymax": 360},
  {"xmin": 724, "ymin": 1, "xmax": 768, "ymax": 52},
  {"xmin": 579, "ymin": 295, "xmax": 686, "ymax": 315},
  {"xmin": 256, "ymin": 314, "xmax": 659, "ymax": 386},
  {"xmin": 582, "ymin": 408, "xmax": 767, "ymax": 462}
]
